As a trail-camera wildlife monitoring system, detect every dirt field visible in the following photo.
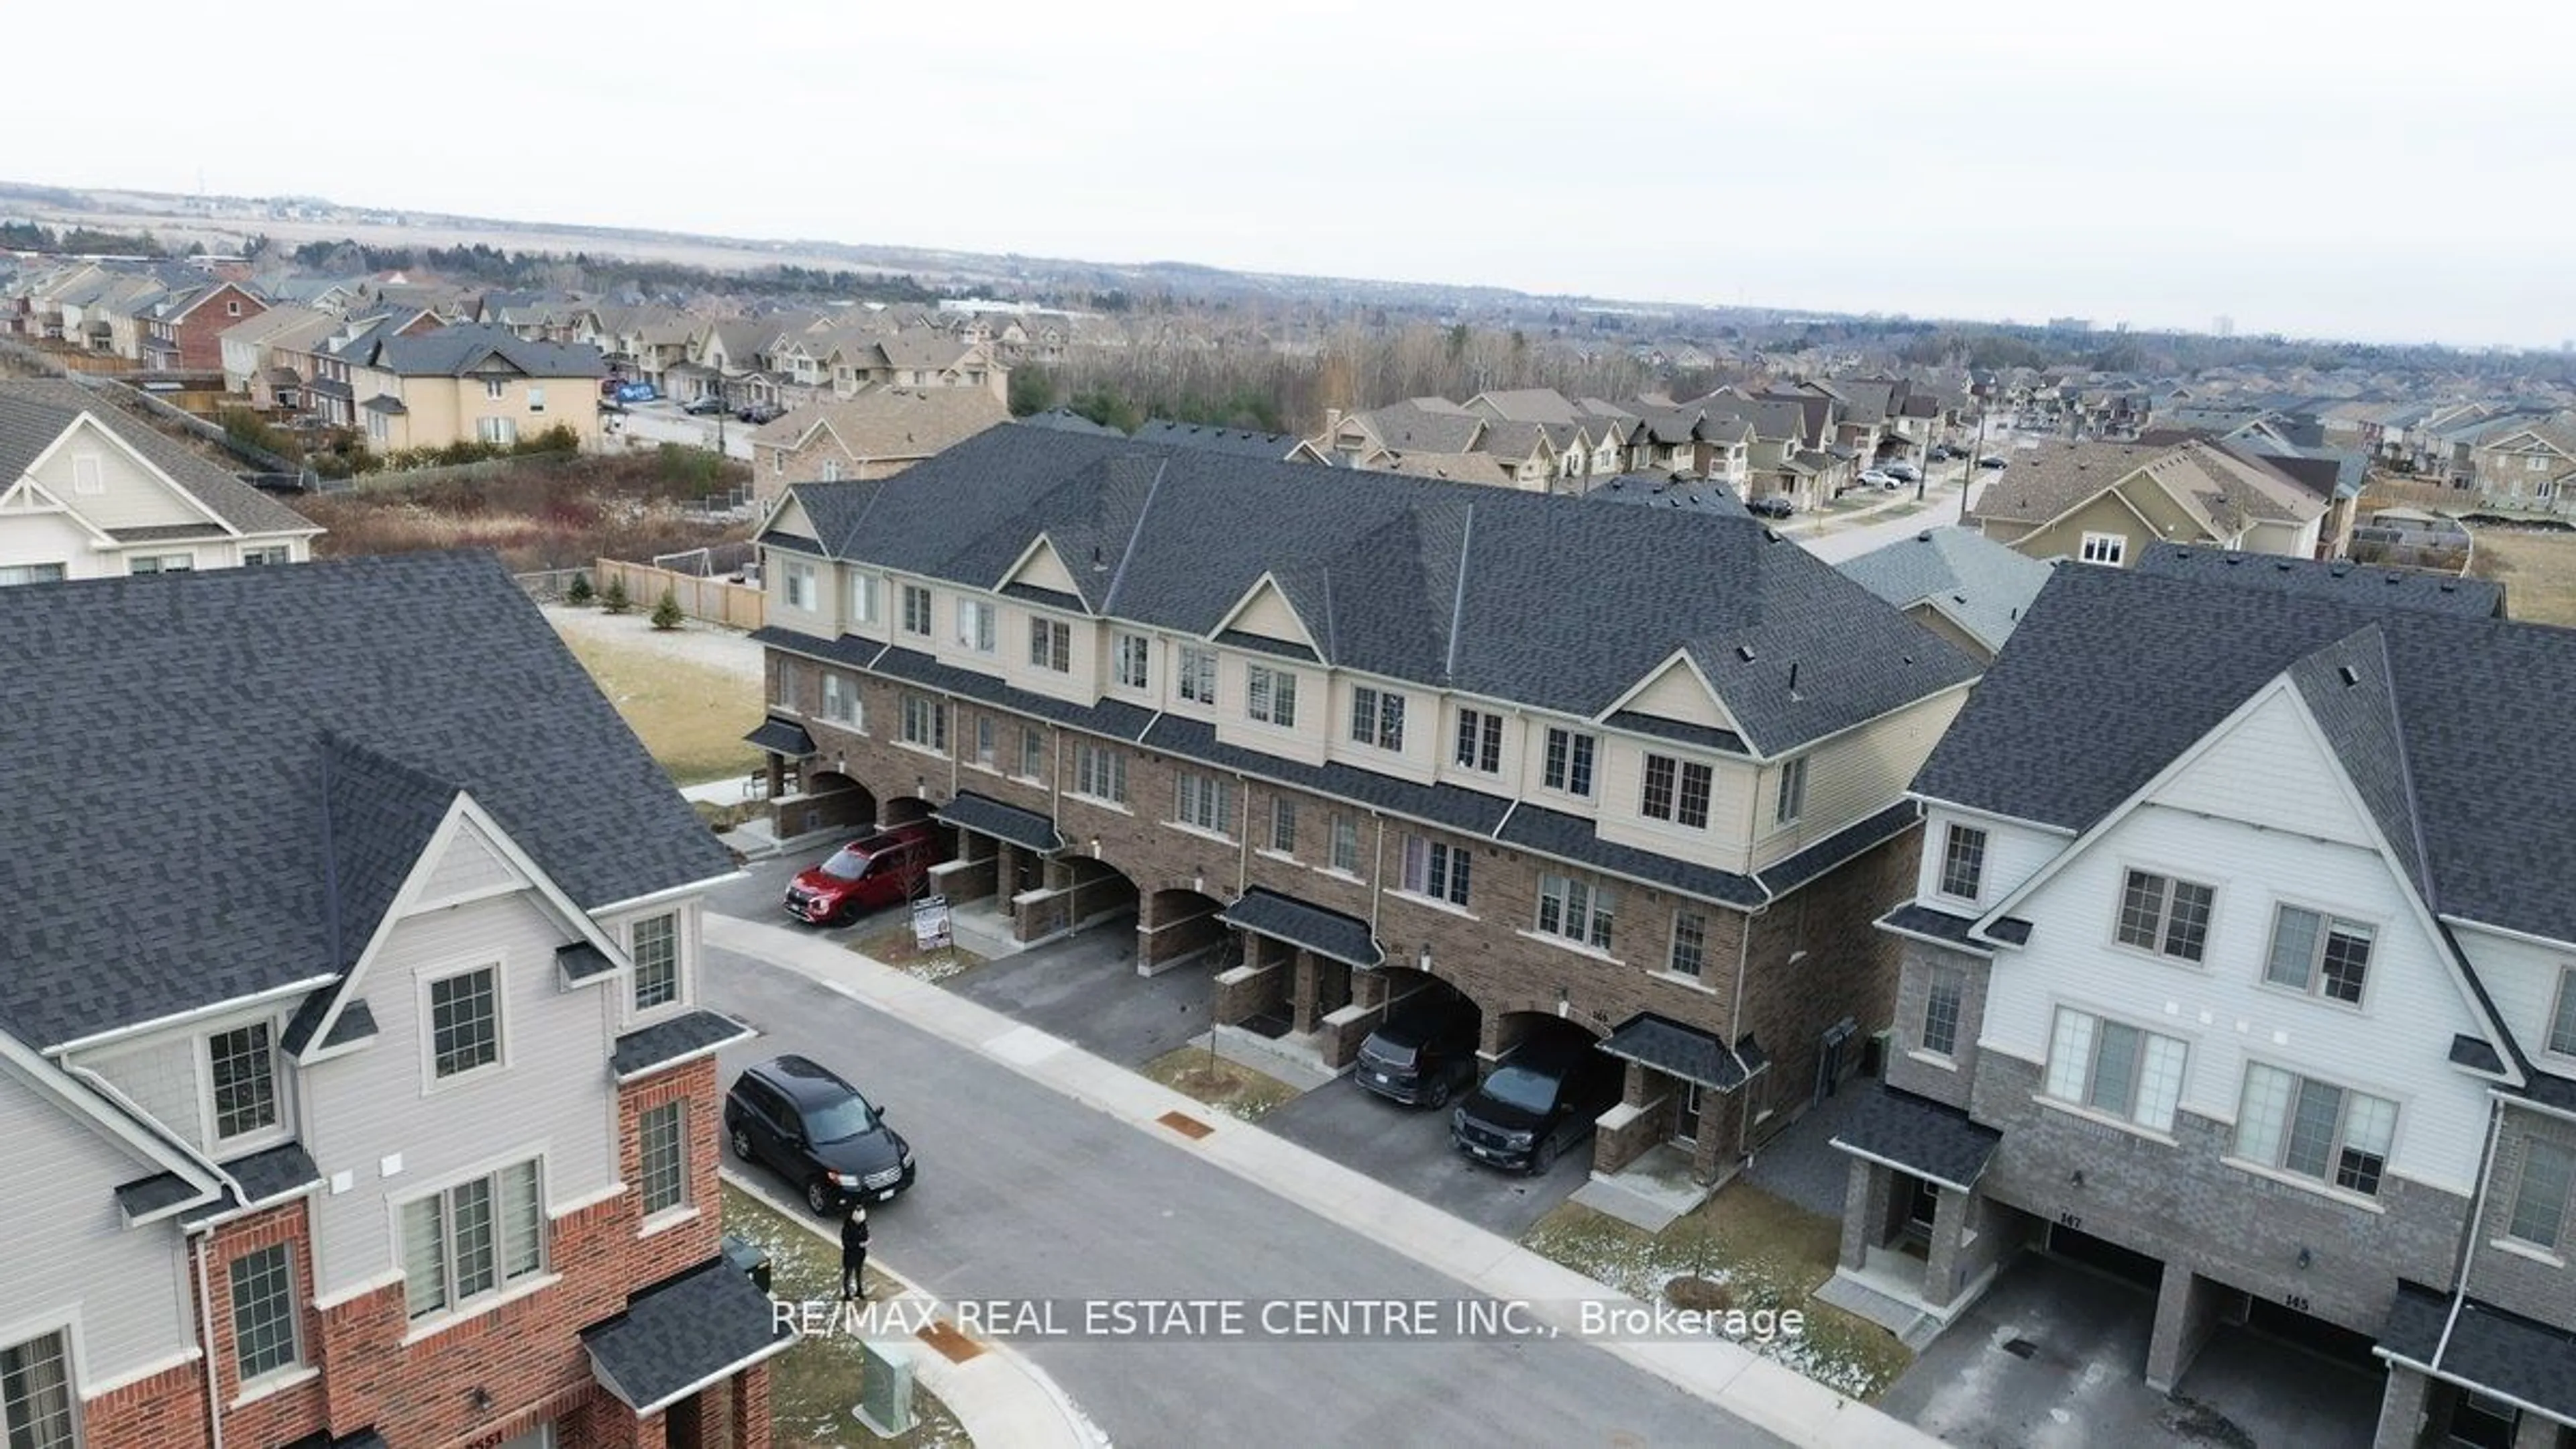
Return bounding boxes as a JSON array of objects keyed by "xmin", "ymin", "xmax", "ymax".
[
  {"xmin": 543, "ymin": 604, "xmax": 764, "ymax": 786},
  {"xmin": 2467, "ymin": 524, "xmax": 2576, "ymax": 627}
]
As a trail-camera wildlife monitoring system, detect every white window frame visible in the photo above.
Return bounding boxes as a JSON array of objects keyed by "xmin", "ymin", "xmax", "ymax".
[
  {"xmin": 1454, "ymin": 708, "xmax": 1503, "ymax": 774},
  {"xmin": 1535, "ymin": 873, "xmax": 1615, "ymax": 952},
  {"xmin": 0, "ymin": 1326, "xmax": 78, "ymax": 1449},
  {"xmin": 2261, "ymin": 903, "xmax": 2375, "ymax": 1007},
  {"xmin": 782, "ymin": 561, "xmax": 815, "ymax": 612},
  {"xmin": 1269, "ymin": 797, "xmax": 1297, "ymax": 857},
  {"xmin": 1177, "ymin": 645, "xmax": 1218, "ymax": 704},
  {"xmin": 206, "ymin": 1020, "xmax": 282, "ymax": 1146},
  {"xmin": 900, "ymin": 584, "xmax": 933, "ymax": 637},
  {"xmin": 956, "ymin": 597, "xmax": 996, "ymax": 653},
  {"xmin": 630, "ymin": 912, "xmax": 680, "ymax": 1014},
  {"xmin": 2506, "ymin": 1136, "xmax": 2574, "ymax": 1251},
  {"xmin": 2550, "ymin": 967, "xmax": 2576, "ymax": 1060},
  {"xmin": 1350, "ymin": 686, "xmax": 1406, "ymax": 751},
  {"xmin": 240, "ymin": 545, "xmax": 292, "ymax": 567},
  {"xmin": 1246, "ymin": 664, "xmax": 1298, "ymax": 727},
  {"xmin": 1073, "ymin": 742, "xmax": 1127, "ymax": 804},
  {"xmin": 1668, "ymin": 912, "xmax": 1707, "ymax": 978},
  {"xmin": 2042, "ymin": 1006, "xmax": 2187, "ymax": 1134},
  {"xmin": 1921, "ymin": 965, "xmax": 1966, "ymax": 1059},
  {"xmin": 637, "ymin": 1099, "xmax": 690, "ymax": 1218},
  {"xmin": 129, "ymin": 553, "xmax": 195, "ymax": 575},
  {"xmin": 1938, "ymin": 824, "xmax": 1988, "ymax": 902},
  {"xmin": 399, "ymin": 1157, "xmax": 547, "ymax": 1323},
  {"xmin": 1773, "ymin": 757, "xmax": 1807, "ymax": 825},
  {"xmin": 477, "ymin": 415, "xmax": 517, "ymax": 446},
  {"xmin": 1114, "ymin": 633, "xmax": 1151, "ymax": 690},
  {"xmin": 820, "ymin": 672, "xmax": 859, "ymax": 728},
  {"xmin": 1174, "ymin": 772, "xmax": 1234, "ymax": 837},
  {"xmin": 900, "ymin": 694, "xmax": 947, "ymax": 752},
  {"xmin": 483, "ymin": 377, "xmax": 506, "ymax": 401},
  {"xmin": 2231, "ymin": 1061, "xmax": 2397, "ymax": 1199},
  {"xmin": 2078, "ymin": 531, "xmax": 2127, "ymax": 566},
  {"xmin": 1399, "ymin": 835, "xmax": 1472, "ymax": 908},
  {"xmin": 1328, "ymin": 814, "xmax": 1361, "ymax": 875},
  {"xmin": 1030, "ymin": 616, "xmax": 1071, "ymax": 673},
  {"xmin": 849, "ymin": 573, "xmax": 881, "ymax": 626},
  {"xmin": 1640, "ymin": 753, "xmax": 1714, "ymax": 829},
  {"xmin": 1018, "ymin": 726, "xmax": 1047, "ymax": 781},
  {"xmin": 2115, "ymin": 867, "xmax": 2217, "ymax": 963},
  {"xmin": 421, "ymin": 963, "xmax": 504, "ymax": 1087},
  {"xmin": 973, "ymin": 714, "xmax": 997, "ymax": 769},
  {"xmin": 227, "ymin": 1240, "xmax": 303, "ymax": 1383},
  {"xmin": 1542, "ymin": 727, "xmax": 1597, "ymax": 798}
]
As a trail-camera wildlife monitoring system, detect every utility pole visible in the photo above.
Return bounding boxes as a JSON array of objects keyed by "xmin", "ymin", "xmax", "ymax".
[{"xmin": 1958, "ymin": 394, "xmax": 1989, "ymax": 527}]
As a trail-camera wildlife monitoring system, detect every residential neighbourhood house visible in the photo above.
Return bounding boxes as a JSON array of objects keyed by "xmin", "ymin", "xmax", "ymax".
[
  {"xmin": 138, "ymin": 280, "xmax": 269, "ymax": 373},
  {"xmin": 1829, "ymin": 551, "xmax": 2576, "ymax": 1448},
  {"xmin": 337, "ymin": 323, "xmax": 610, "ymax": 453},
  {"xmin": 743, "ymin": 425, "xmax": 1986, "ymax": 1191},
  {"xmin": 0, "ymin": 379, "xmax": 322, "ymax": 583},
  {"xmin": 0, "ymin": 553, "xmax": 780, "ymax": 1449},
  {"xmin": 745, "ymin": 386, "xmax": 1010, "ymax": 501},
  {"xmin": 1966, "ymin": 438, "xmax": 2333, "ymax": 567}
]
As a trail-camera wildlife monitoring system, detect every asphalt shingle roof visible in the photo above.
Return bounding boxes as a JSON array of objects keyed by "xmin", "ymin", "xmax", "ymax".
[
  {"xmin": 1912, "ymin": 563, "xmax": 2576, "ymax": 947},
  {"xmin": 0, "ymin": 553, "xmax": 735, "ymax": 1050},
  {"xmin": 352, "ymin": 323, "xmax": 606, "ymax": 378},
  {"xmin": 1599, "ymin": 1012, "xmax": 1756, "ymax": 1091},
  {"xmin": 0, "ymin": 379, "xmax": 320, "ymax": 538},
  {"xmin": 2133, "ymin": 541, "xmax": 2503, "ymax": 617},
  {"xmin": 1220, "ymin": 888, "xmax": 1381, "ymax": 969},
  {"xmin": 1837, "ymin": 527, "xmax": 2056, "ymax": 657},
  {"xmin": 2382, "ymin": 1281, "xmax": 2576, "ymax": 1419},
  {"xmin": 610, "ymin": 1010, "xmax": 754, "ymax": 1080},
  {"xmin": 1831, "ymin": 1085, "xmax": 2002, "ymax": 1191},
  {"xmin": 935, "ymin": 791, "xmax": 1066, "ymax": 855},
  {"xmin": 767, "ymin": 428, "xmax": 1979, "ymax": 756},
  {"xmin": 584, "ymin": 1257, "xmax": 794, "ymax": 1415}
]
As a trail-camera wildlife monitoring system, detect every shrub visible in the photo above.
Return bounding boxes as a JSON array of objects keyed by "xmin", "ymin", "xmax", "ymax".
[
  {"xmin": 566, "ymin": 571, "xmax": 594, "ymax": 605},
  {"xmin": 601, "ymin": 576, "xmax": 631, "ymax": 614},
  {"xmin": 651, "ymin": 586, "xmax": 684, "ymax": 631}
]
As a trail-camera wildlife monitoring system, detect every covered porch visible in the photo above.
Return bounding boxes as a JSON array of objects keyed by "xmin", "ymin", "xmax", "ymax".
[
  {"xmin": 1213, "ymin": 887, "xmax": 1391, "ymax": 1071},
  {"xmin": 1821, "ymin": 1084, "xmax": 2010, "ymax": 1346},
  {"xmin": 1589, "ymin": 1011, "xmax": 1769, "ymax": 1192},
  {"xmin": 580, "ymin": 1256, "xmax": 795, "ymax": 1448}
]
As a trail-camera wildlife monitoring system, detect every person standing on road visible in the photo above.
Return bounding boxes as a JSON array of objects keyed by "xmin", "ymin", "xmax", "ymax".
[{"xmin": 840, "ymin": 1204, "xmax": 871, "ymax": 1300}]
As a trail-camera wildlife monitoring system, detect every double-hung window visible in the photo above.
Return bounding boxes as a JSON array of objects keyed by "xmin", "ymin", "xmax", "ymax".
[
  {"xmin": 900, "ymin": 584, "xmax": 933, "ymax": 637},
  {"xmin": 631, "ymin": 913, "xmax": 679, "ymax": 1012},
  {"xmin": 1938, "ymin": 824, "xmax": 1987, "ymax": 900},
  {"xmin": 1175, "ymin": 773, "xmax": 1234, "ymax": 836},
  {"xmin": 1115, "ymin": 633, "xmax": 1152, "ymax": 690},
  {"xmin": 209, "ymin": 1022, "xmax": 278, "ymax": 1142},
  {"xmin": 477, "ymin": 416, "xmax": 517, "ymax": 446},
  {"xmin": 1536, "ymin": 874, "xmax": 1615, "ymax": 951},
  {"xmin": 973, "ymin": 715, "xmax": 996, "ymax": 769},
  {"xmin": 2234, "ymin": 1063, "xmax": 2397, "ymax": 1197},
  {"xmin": 1921, "ymin": 965, "xmax": 1966, "ymax": 1057},
  {"xmin": 229, "ymin": 1242, "xmax": 301, "ymax": 1381},
  {"xmin": 1329, "ymin": 815, "xmax": 1361, "ymax": 875},
  {"xmin": 1019, "ymin": 726, "xmax": 1046, "ymax": 780},
  {"xmin": 1454, "ymin": 709, "xmax": 1503, "ymax": 773},
  {"xmin": 782, "ymin": 561, "xmax": 815, "ymax": 611},
  {"xmin": 638, "ymin": 1100, "xmax": 688, "ymax": 1216},
  {"xmin": 1640, "ymin": 753, "xmax": 1713, "ymax": 828},
  {"xmin": 957, "ymin": 598, "xmax": 996, "ymax": 653},
  {"xmin": 429, "ymin": 967, "xmax": 500, "ymax": 1080},
  {"xmin": 1030, "ymin": 617, "xmax": 1071, "ymax": 672},
  {"xmin": 0, "ymin": 1330, "xmax": 73, "ymax": 1449},
  {"xmin": 849, "ymin": 573, "xmax": 881, "ymax": 626},
  {"xmin": 1073, "ymin": 743, "xmax": 1127, "ymax": 804},
  {"xmin": 402, "ymin": 1159, "xmax": 545, "ymax": 1320},
  {"xmin": 1269, "ymin": 798, "xmax": 1298, "ymax": 855},
  {"xmin": 2506, "ymin": 1138, "xmax": 2575, "ymax": 1250},
  {"xmin": 1669, "ymin": 912, "xmax": 1707, "ymax": 977},
  {"xmin": 2116, "ymin": 869, "xmax": 2215, "ymax": 963},
  {"xmin": 1774, "ymin": 757, "xmax": 1807, "ymax": 824},
  {"xmin": 1400, "ymin": 836, "xmax": 1472, "ymax": 908},
  {"xmin": 1350, "ymin": 686, "xmax": 1406, "ymax": 751},
  {"xmin": 821, "ymin": 673, "xmax": 859, "ymax": 727},
  {"xmin": 1247, "ymin": 665, "xmax": 1298, "ymax": 727},
  {"xmin": 2044, "ymin": 1007, "xmax": 2186, "ymax": 1132},
  {"xmin": 1178, "ymin": 645, "xmax": 1218, "ymax": 704},
  {"xmin": 1542, "ymin": 727, "xmax": 1596, "ymax": 796},
  {"xmin": 900, "ymin": 694, "xmax": 947, "ymax": 751},
  {"xmin": 2264, "ymin": 906, "xmax": 2374, "ymax": 1005}
]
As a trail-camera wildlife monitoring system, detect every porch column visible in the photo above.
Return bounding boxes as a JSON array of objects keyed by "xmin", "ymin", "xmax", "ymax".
[
  {"xmin": 2514, "ymin": 1405, "xmax": 2562, "ymax": 1449},
  {"xmin": 1291, "ymin": 951, "xmax": 1321, "ymax": 1035},
  {"xmin": 2145, "ymin": 1262, "xmax": 2226, "ymax": 1393},
  {"xmin": 2369, "ymin": 1364, "xmax": 2432, "ymax": 1449},
  {"xmin": 1919, "ymin": 1184, "xmax": 1982, "ymax": 1311},
  {"xmin": 992, "ymin": 843, "xmax": 1020, "ymax": 908},
  {"xmin": 1837, "ymin": 1157, "xmax": 1886, "ymax": 1273}
]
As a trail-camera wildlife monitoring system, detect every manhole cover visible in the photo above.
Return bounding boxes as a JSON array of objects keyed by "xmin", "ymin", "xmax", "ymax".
[
  {"xmin": 2002, "ymin": 1338, "xmax": 2039, "ymax": 1359},
  {"xmin": 1157, "ymin": 1110, "xmax": 1214, "ymax": 1140}
]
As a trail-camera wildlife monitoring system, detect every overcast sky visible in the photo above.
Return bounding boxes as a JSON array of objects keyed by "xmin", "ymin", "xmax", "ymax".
[{"xmin": 6, "ymin": 1, "xmax": 2570, "ymax": 348}]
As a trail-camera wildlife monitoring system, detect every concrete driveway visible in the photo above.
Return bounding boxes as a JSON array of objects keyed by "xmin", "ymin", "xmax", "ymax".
[
  {"xmin": 943, "ymin": 917, "xmax": 1215, "ymax": 1068},
  {"xmin": 1880, "ymin": 1252, "xmax": 2381, "ymax": 1449},
  {"xmin": 1258, "ymin": 1074, "xmax": 1592, "ymax": 1238}
]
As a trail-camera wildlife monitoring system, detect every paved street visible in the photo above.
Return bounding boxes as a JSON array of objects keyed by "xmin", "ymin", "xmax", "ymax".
[
  {"xmin": 709, "ymin": 951, "xmax": 1787, "ymax": 1448},
  {"xmin": 608, "ymin": 398, "xmax": 755, "ymax": 460}
]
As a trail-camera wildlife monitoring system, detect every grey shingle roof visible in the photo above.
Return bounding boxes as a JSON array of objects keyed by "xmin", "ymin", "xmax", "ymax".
[
  {"xmin": 353, "ymin": 323, "xmax": 606, "ymax": 379},
  {"xmin": 584, "ymin": 1257, "xmax": 796, "ymax": 1415},
  {"xmin": 1877, "ymin": 902, "xmax": 1990, "ymax": 953},
  {"xmin": 1837, "ymin": 527, "xmax": 2056, "ymax": 657},
  {"xmin": 1582, "ymin": 473, "xmax": 1754, "ymax": 519},
  {"xmin": 1599, "ymin": 1012, "xmax": 1756, "ymax": 1091},
  {"xmin": 2381, "ymin": 1281, "xmax": 2576, "ymax": 1419},
  {"xmin": 0, "ymin": 553, "xmax": 736, "ymax": 1050},
  {"xmin": 1831, "ymin": 1085, "xmax": 2002, "ymax": 1191},
  {"xmin": 1913, "ymin": 563, "xmax": 2576, "ymax": 947},
  {"xmin": 2133, "ymin": 541, "xmax": 2503, "ymax": 617},
  {"xmin": 769, "ymin": 429, "xmax": 1978, "ymax": 757},
  {"xmin": 935, "ymin": 791, "xmax": 1065, "ymax": 855},
  {"xmin": 1221, "ymin": 888, "xmax": 1381, "ymax": 968},
  {"xmin": 610, "ymin": 1010, "xmax": 755, "ymax": 1080},
  {"xmin": 1128, "ymin": 420, "xmax": 1300, "ymax": 460},
  {"xmin": 745, "ymin": 716, "xmax": 816, "ymax": 757},
  {"xmin": 0, "ymin": 380, "xmax": 320, "ymax": 538}
]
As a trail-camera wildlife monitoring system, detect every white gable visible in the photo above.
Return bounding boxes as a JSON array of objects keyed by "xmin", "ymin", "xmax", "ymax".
[
  {"xmin": 766, "ymin": 494, "xmax": 821, "ymax": 543},
  {"xmin": 1004, "ymin": 535, "xmax": 1083, "ymax": 595},
  {"xmin": 1610, "ymin": 653, "xmax": 1743, "ymax": 737},
  {"xmin": 1218, "ymin": 575, "xmax": 1318, "ymax": 650},
  {"xmin": 2148, "ymin": 687, "xmax": 2375, "ymax": 847},
  {"xmin": 416, "ymin": 815, "xmax": 530, "ymax": 906}
]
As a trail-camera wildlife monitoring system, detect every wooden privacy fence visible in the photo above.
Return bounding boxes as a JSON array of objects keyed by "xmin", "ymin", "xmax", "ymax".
[{"xmin": 591, "ymin": 557, "xmax": 767, "ymax": 629}]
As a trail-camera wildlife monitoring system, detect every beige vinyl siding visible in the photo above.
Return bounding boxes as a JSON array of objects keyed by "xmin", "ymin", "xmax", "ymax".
[
  {"xmin": 1593, "ymin": 741, "xmax": 1754, "ymax": 874},
  {"xmin": 1228, "ymin": 583, "xmax": 1317, "ymax": 651},
  {"xmin": 25, "ymin": 420, "xmax": 213, "ymax": 531},
  {"xmin": 305, "ymin": 887, "xmax": 616, "ymax": 1296},
  {"xmin": 0, "ymin": 1067, "xmax": 198, "ymax": 1389},
  {"xmin": 1007, "ymin": 540, "xmax": 1082, "ymax": 594},
  {"xmin": 1752, "ymin": 691, "xmax": 1967, "ymax": 870},
  {"xmin": 1620, "ymin": 659, "xmax": 1741, "ymax": 734}
]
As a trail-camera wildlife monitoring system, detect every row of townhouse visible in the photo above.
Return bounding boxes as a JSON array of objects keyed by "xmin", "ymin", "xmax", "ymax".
[
  {"xmin": 0, "ymin": 552, "xmax": 780, "ymax": 1449},
  {"xmin": 575, "ymin": 305, "xmax": 1008, "ymax": 414},
  {"xmin": 741, "ymin": 424, "xmax": 1986, "ymax": 1187},
  {"xmin": 217, "ymin": 307, "xmax": 611, "ymax": 454},
  {"xmin": 1309, "ymin": 378, "xmax": 1959, "ymax": 509},
  {"xmin": 3, "ymin": 260, "xmax": 272, "ymax": 373},
  {"xmin": 0, "ymin": 380, "xmax": 321, "ymax": 582},
  {"xmin": 1835, "ymin": 553, "xmax": 2576, "ymax": 1448}
]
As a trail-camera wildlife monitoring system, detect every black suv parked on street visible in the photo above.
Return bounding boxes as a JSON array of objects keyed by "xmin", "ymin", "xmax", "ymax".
[{"xmin": 725, "ymin": 1055, "xmax": 916, "ymax": 1214}]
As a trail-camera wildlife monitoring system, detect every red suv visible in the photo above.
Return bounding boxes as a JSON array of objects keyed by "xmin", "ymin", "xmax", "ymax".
[{"xmin": 784, "ymin": 822, "xmax": 942, "ymax": 925}]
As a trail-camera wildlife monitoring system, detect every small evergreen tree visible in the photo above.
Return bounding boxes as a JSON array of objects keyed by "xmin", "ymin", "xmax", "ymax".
[
  {"xmin": 565, "ymin": 571, "xmax": 594, "ymax": 606},
  {"xmin": 601, "ymin": 576, "xmax": 631, "ymax": 614},
  {"xmin": 651, "ymin": 587, "xmax": 684, "ymax": 631}
]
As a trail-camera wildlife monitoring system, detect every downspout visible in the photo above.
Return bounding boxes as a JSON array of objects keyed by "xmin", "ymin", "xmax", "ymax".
[
  {"xmin": 193, "ymin": 1228, "xmax": 227, "ymax": 1449},
  {"xmin": 1367, "ymin": 812, "xmax": 1387, "ymax": 934},
  {"xmin": 2434, "ymin": 1094, "xmax": 2510, "ymax": 1373},
  {"xmin": 1236, "ymin": 772, "xmax": 1251, "ymax": 900}
]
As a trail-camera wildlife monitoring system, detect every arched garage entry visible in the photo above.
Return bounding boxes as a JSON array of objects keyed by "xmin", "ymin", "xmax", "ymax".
[
  {"xmin": 781, "ymin": 768, "xmax": 874, "ymax": 837},
  {"xmin": 1141, "ymin": 885, "xmax": 1227, "ymax": 975}
]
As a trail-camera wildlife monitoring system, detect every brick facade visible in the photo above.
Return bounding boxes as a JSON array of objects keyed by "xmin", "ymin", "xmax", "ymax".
[
  {"xmin": 2464, "ymin": 1104, "xmax": 2576, "ymax": 1329},
  {"xmin": 82, "ymin": 1059, "xmax": 767, "ymax": 1449},
  {"xmin": 774, "ymin": 661, "xmax": 1917, "ymax": 1180}
]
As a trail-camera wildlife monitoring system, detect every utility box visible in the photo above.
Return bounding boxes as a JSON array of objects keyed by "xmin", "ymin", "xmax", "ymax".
[
  {"xmin": 720, "ymin": 1232, "xmax": 771, "ymax": 1295},
  {"xmin": 853, "ymin": 1338, "xmax": 916, "ymax": 1437}
]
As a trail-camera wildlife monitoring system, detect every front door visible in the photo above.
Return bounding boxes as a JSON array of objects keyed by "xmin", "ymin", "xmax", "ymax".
[
  {"xmin": 1907, "ymin": 1178, "xmax": 1941, "ymax": 1240},
  {"xmin": 1674, "ymin": 1083, "xmax": 1702, "ymax": 1146}
]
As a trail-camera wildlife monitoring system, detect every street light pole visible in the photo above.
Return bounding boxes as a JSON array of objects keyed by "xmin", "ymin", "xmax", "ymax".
[{"xmin": 1958, "ymin": 399, "xmax": 1988, "ymax": 526}]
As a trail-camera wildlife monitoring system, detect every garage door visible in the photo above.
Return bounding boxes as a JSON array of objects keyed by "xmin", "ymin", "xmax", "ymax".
[
  {"xmin": 2044, "ymin": 1222, "xmax": 2163, "ymax": 1291},
  {"xmin": 2244, "ymin": 1296, "xmax": 2382, "ymax": 1370}
]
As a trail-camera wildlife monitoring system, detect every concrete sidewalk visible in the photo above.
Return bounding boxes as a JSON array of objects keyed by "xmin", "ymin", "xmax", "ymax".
[
  {"xmin": 726, "ymin": 1170, "xmax": 1108, "ymax": 1448},
  {"xmin": 708, "ymin": 912, "xmax": 1941, "ymax": 1448}
]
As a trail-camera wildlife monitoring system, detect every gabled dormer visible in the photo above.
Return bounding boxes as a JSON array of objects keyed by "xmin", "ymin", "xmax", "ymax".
[
  {"xmin": 1210, "ymin": 570, "xmax": 1325, "ymax": 663},
  {"xmin": 997, "ymin": 531, "xmax": 1095, "ymax": 614},
  {"xmin": 1597, "ymin": 647, "xmax": 1748, "ymax": 755}
]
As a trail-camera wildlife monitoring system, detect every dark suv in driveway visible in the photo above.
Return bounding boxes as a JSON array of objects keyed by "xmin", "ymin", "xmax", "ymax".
[
  {"xmin": 1450, "ymin": 1037, "xmax": 1619, "ymax": 1174},
  {"xmin": 725, "ymin": 1055, "xmax": 915, "ymax": 1214},
  {"xmin": 1353, "ymin": 997, "xmax": 1479, "ymax": 1108}
]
